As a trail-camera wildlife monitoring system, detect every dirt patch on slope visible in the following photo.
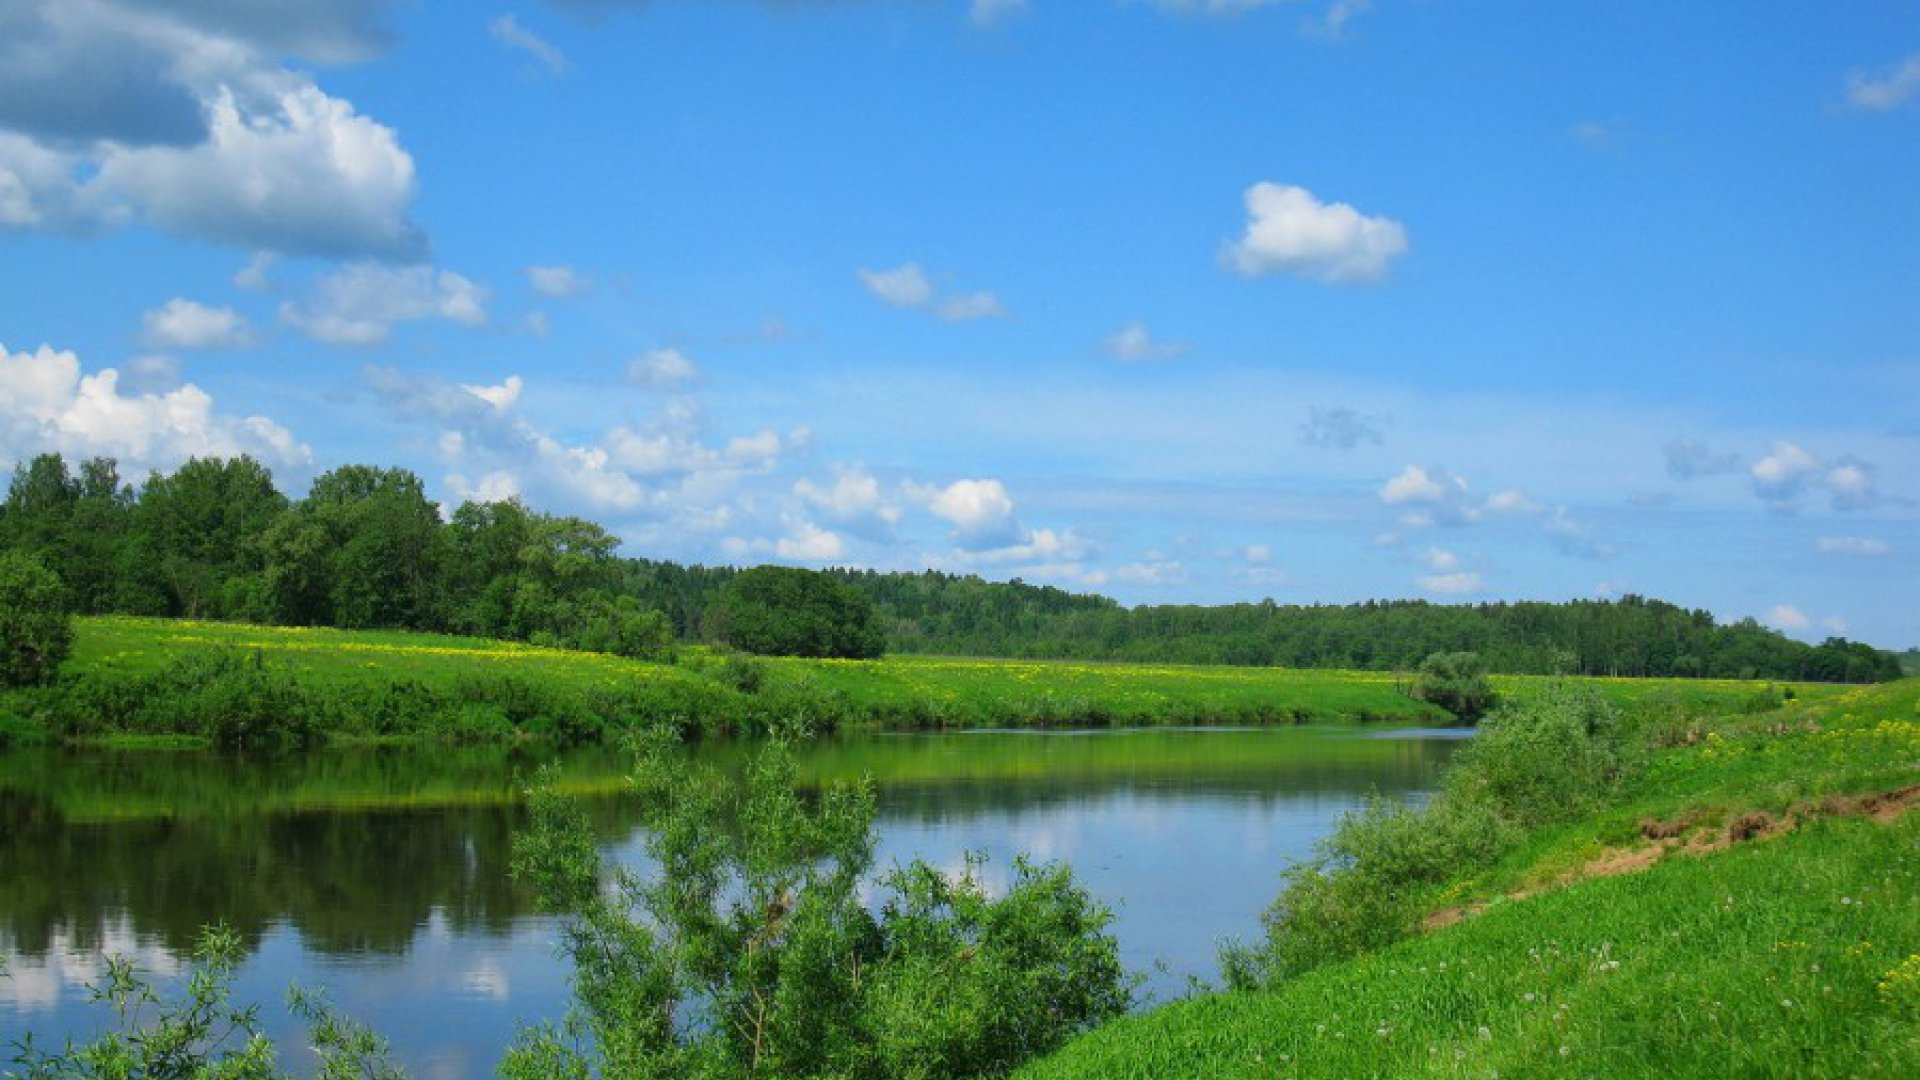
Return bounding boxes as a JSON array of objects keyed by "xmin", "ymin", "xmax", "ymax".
[{"xmin": 1420, "ymin": 782, "xmax": 1917, "ymax": 935}]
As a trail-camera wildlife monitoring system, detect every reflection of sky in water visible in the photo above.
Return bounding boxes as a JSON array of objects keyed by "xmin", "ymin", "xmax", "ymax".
[{"xmin": 1, "ymin": 728, "xmax": 1452, "ymax": 1075}]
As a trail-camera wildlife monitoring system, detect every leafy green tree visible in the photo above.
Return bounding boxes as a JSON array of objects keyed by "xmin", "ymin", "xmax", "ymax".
[
  {"xmin": 709, "ymin": 565, "xmax": 885, "ymax": 659},
  {"xmin": 0, "ymin": 550, "xmax": 72, "ymax": 686},
  {"xmin": 1411, "ymin": 650, "xmax": 1497, "ymax": 720},
  {"xmin": 135, "ymin": 456, "xmax": 287, "ymax": 619},
  {"xmin": 262, "ymin": 466, "xmax": 447, "ymax": 629},
  {"xmin": 507, "ymin": 729, "xmax": 1128, "ymax": 1079}
]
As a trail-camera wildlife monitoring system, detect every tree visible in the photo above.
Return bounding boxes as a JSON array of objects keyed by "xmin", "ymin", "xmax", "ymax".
[
  {"xmin": 709, "ymin": 566, "xmax": 885, "ymax": 659},
  {"xmin": 507, "ymin": 730, "xmax": 1128, "ymax": 1079},
  {"xmin": 0, "ymin": 551, "xmax": 73, "ymax": 686}
]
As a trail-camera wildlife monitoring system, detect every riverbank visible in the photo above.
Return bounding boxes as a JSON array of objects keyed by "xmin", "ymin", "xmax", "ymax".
[
  {"xmin": 0, "ymin": 616, "xmax": 1850, "ymax": 749},
  {"xmin": 1015, "ymin": 678, "xmax": 1920, "ymax": 1078}
]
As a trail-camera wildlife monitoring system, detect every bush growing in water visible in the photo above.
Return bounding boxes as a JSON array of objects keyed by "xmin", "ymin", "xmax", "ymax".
[
  {"xmin": 0, "ymin": 551, "xmax": 73, "ymax": 687},
  {"xmin": 507, "ymin": 727, "xmax": 1131, "ymax": 1079},
  {"xmin": 1224, "ymin": 683, "xmax": 1624, "ymax": 989}
]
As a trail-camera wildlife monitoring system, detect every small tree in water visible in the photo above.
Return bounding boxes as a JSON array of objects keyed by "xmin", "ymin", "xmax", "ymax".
[
  {"xmin": 507, "ymin": 726, "xmax": 1131, "ymax": 1079},
  {"xmin": 1412, "ymin": 650, "xmax": 1497, "ymax": 720}
]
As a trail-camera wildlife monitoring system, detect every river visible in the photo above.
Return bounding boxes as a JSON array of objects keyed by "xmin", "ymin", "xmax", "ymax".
[{"xmin": 0, "ymin": 724, "xmax": 1461, "ymax": 1076}]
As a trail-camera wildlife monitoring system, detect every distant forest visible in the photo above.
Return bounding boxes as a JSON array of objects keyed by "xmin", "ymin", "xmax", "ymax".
[{"xmin": 0, "ymin": 453, "xmax": 1902, "ymax": 684}]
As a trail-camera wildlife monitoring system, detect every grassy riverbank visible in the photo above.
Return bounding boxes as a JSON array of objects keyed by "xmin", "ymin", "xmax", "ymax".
[
  {"xmin": 0, "ymin": 616, "xmax": 1853, "ymax": 749},
  {"xmin": 1016, "ymin": 678, "xmax": 1920, "ymax": 1078}
]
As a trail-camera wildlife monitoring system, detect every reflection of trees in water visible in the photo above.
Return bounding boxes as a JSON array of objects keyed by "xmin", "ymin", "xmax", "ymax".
[
  {"xmin": 0, "ymin": 802, "xmax": 544, "ymax": 960},
  {"xmin": 0, "ymin": 734, "xmax": 1457, "ymax": 967}
]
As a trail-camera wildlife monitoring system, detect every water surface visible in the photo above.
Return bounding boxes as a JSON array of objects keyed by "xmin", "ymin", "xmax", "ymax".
[{"xmin": 0, "ymin": 726, "xmax": 1458, "ymax": 1075}]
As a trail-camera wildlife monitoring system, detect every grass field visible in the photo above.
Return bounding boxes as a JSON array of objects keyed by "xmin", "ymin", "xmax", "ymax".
[
  {"xmin": 1016, "ymin": 677, "xmax": 1920, "ymax": 1079},
  {"xmin": 0, "ymin": 615, "xmax": 1863, "ymax": 748}
]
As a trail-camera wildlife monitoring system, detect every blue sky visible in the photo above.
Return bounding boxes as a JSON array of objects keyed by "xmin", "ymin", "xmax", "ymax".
[{"xmin": 2, "ymin": 0, "xmax": 1917, "ymax": 646}]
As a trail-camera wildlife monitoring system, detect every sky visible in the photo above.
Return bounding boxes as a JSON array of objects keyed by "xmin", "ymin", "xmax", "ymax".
[{"xmin": 1, "ymin": 0, "xmax": 1917, "ymax": 648}]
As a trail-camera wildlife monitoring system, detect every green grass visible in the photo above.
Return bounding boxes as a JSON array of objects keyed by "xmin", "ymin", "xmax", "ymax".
[
  {"xmin": 1017, "ymin": 678, "xmax": 1920, "ymax": 1079},
  {"xmin": 0, "ymin": 615, "xmax": 1866, "ymax": 748}
]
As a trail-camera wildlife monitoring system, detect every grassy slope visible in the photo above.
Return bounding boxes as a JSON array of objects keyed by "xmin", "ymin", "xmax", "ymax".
[
  {"xmin": 1018, "ymin": 679, "xmax": 1920, "ymax": 1079},
  {"xmin": 2, "ymin": 616, "xmax": 1856, "ymax": 745}
]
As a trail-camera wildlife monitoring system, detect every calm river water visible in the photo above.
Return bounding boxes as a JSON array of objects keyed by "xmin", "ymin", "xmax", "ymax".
[{"xmin": 0, "ymin": 725, "xmax": 1461, "ymax": 1076}]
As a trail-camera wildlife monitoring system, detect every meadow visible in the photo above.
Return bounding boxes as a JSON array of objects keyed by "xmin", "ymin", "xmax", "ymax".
[
  {"xmin": 1016, "ymin": 677, "xmax": 1920, "ymax": 1078},
  {"xmin": 0, "ymin": 616, "xmax": 1850, "ymax": 750}
]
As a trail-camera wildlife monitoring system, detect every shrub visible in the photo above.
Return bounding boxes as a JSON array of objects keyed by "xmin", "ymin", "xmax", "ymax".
[
  {"xmin": 0, "ymin": 551, "xmax": 73, "ymax": 687},
  {"xmin": 507, "ymin": 728, "xmax": 1128, "ymax": 1078},
  {"xmin": 1411, "ymin": 650, "xmax": 1497, "ymax": 720}
]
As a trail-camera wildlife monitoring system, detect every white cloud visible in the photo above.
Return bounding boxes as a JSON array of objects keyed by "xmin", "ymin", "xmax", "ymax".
[
  {"xmin": 629, "ymin": 347, "xmax": 698, "ymax": 388},
  {"xmin": 0, "ymin": 342, "xmax": 309, "ymax": 474},
  {"xmin": 0, "ymin": 3, "xmax": 422, "ymax": 257},
  {"xmin": 953, "ymin": 527, "xmax": 1092, "ymax": 566},
  {"xmin": 776, "ymin": 521, "xmax": 845, "ymax": 561},
  {"xmin": 795, "ymin": 464, "xmax": 902, "ymax": 534},
  {"xmin": 1542, "ymin": 505, "xmax": 1609, "ymax": 559},
  {"xmin": 1379, "ymin": 465, "xmax": 1479, "ymax": 525},
  {"xmin": 1570, "ymin": 121, "xmax": 1621, "ymax": 150},
  {"xmin": 118, "ymin": 354, "xmax": 181, "ymax": 395},
  {"xmin": 1763, "ymin": 604, "xmax": 1811, "ymax": 632},
  {"xmin": 1421, "ymin": 546, "xmax": 1459, "ymax": 572},
  {"xmin": 1243, "ymin": 544, "xmax": 1272, "ymax": 564},
  {"xmin": 282, "ymin": 264, "xmax": 487, "ymax": 346},
  {"xmin": 446, "ymin": 469, "xmax": 520, "ymax": 505},
  {"xmin": 857, "ymin": 262, "xmax": 1007, "ymax": 321},
  {"xmin": 857, "ymin": 263, "xmax": 933, "ymax": 308},
  {"xmin": 1816, "ymin": 536, "xmax": 1891, "ymax": 557},
  {"xmin": 914, "ymin": 477, "xmax": 1020, "ymax": 545},
  {"xmin": 1114, "ymin": 559, "xmax": 1188, "ymax": 586},
  {"xmin": 490, "ymin": 14, "xmax": 567, "ymax": 76},
  {"xmin": 461, "ymin": 375, "xmax": 523, "ymax": 412},
  {"xmin": 1484, "ymin": 489, "xmax": 1542, "ymax": 515},
  {"xmin": 95, "ymin": 85, "xmax": 425, "ymax": 259},
  {"xmin": 1222, "ymin": 182, "xmax": 1408, "ymax": 284},
  {"xmin": 233, "ymin": 251, "xmax": 276, "ymax": 291},
  {"xmin": 141, "ymin": 298, "xmax": 253, "ymax": 350},
  {"xmin": 1749, "ymin": 441, "xmax": 1879, "ymax": 511},
  {"xmin": 527, "ymin": 264, "xmax": 590, "ymax": 297},
  {"xmin": 1846, "ymin": 54, "xmax": 1920, "ymax": 111},
  {"xmin": 1419, "ymin": 571, "xmax": 1484, "ymax": 596},
  {"xmin": 1145, "ymin": 0, "xmax": 1291, "ymax": 13},
  {"xmin": 1105, "ymin": 321, "xmax": 1190, "ymax": 362},
  {"xmin": 1822, "ymin": 615, "xmax": 1848, "ymax": 635},
  {"xmin": 970, "ymin": 0, "xmax": 1030, "ymax": 27},
  {"xmin": 935, "ymin": 291, "xmax": 1009, "ymax": 322}
]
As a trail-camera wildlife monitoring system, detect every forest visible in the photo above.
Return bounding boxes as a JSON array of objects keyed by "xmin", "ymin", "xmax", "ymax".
[{"xmin": 0, "ymin": 452, "xmax": 1901, "ymax": 683}]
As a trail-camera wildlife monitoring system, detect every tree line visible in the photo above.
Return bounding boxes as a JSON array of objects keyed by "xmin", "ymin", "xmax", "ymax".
[{"xmin": 0, "ymin": 452, "xmax": 1901, "ymax": 682}]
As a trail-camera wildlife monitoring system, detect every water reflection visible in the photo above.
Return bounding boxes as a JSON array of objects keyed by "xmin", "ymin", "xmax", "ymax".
[{"xmin": 0, "ymin": 726, "xmax": 1456, "ymax": 1072}]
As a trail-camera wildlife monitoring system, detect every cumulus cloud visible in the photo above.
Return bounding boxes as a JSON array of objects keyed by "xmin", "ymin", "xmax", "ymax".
[
  {"xmin": 911, "ymin": 477, "xmax": 1020, "ymax": 546},
  {"xmin": 1222, "ymin": 182, "xmax": 1408, "ymax": 284},
  {"xmin": 1484, "ymin": 489, "xmax": 1542, "ymax": 515},
  {"xmin": 490, "ymin": 14, "xmax": 567, "ymax": 76},
  {"xmin": 527, "ymin": 264, "xmax": 590, "ymax": 297},
  {"xmin": 729, "ymin": 519, "xmax": 847, "ymax": 562},
  {"xmin": 118, "ymin": 354, "xmax": 181, "ymax": 395},
  {"xmin": 1421, "ymin": 546, "xmax": 1459, "ymax": 572},
  {"xmin": 460, "ymin": 375, "xmax": 523, "ymax": 412},
  {"xmin": 1105, "ymin": 322, "xmax": 1190, "ymax": 362},
  {"xmin": 282, "ymin": 264, "xmax": 487, "ymax": 346},
  {"xmin": 1379, "ymin": 464, "xmax": 1478, "ymax": 525},
  {"xmin": 857, "ymin": 262, "xmax": 1007, "ymax": 322},
  {"xmin": 1665, "ymin": 437, "xmax": 1741, "ymax": 480},
  {"xmin": 0, "ymin": 342, "xmax": 309, "ymax": 473},
  {"xmin": 1301, "ymin": 405, "xmax": 1383, "ymax": 449},
  {"xmin": 0, "ymin": 1, "xmax": 423, "ymax": 258},
  {"xmin": 1542, "ymin": 505, "xmax": 1610, "ymax": 559},
  {"xmin": 141, "ymin": 298, "xmax": 254, "ymax": 349},
  {"xmin": 1749, "ymin": 441, "xmax": 1879, "ymax": 512},
  {"xmin": 629, "ymin": 348, "xmax": 698, "ymax": 388},
  {"xmin": 1114, "ymin": 559, "xmax": 1188, "ymax": 586},
  {"xmin": 795, "ymin": 464, "xmax": 902, "ymax": 537},
  {"xmin": 1816, "ymin": 536, "xmax": 1891, "ymax": 557},
  {"xmin": 233, "ymin": 251, "xmax": 276, "ymax": 291},
  {"xmin": 1846, "ymin": 54, "xmax": 1920, "ymax": 111}
]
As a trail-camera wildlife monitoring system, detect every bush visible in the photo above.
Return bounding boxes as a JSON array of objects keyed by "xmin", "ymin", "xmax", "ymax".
[
  {"xmin": 507, "ymin": 728, "xmax": 1128, "ymax": 1078},
  {"xmin": 0, "ymin": 551, "xmax": 73, "ymax": 687},
  {"xmin": 1226, "ymin": 684, "xmax": 1621, "ymax": 989},
  {"xmin": 1411, "ymin": 650, "xmax": 1496, "ymax": 720}
]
